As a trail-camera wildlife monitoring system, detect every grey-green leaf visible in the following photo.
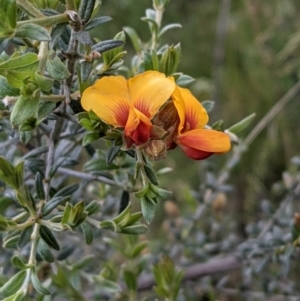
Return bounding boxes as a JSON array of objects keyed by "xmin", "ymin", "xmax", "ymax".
[
  {"xmin": 81, "ymin": 222, "xmax": 93, "ymax": 245},
  {"xmin": 31, "ymin": 268, "xmax": 51, "ymax": 295},
  {"xmin": 39, "ymin": 225, "xmax": 60, "ymax": 250},
  {"xmin": 10, "ymin": 95, "xmax": 40, "ymax": 126},
  {"xmin": 37, "ymin": 238, "xmax": 55, "ymax": 263},
  {"xmin": 46, "ymin": 51, "xmax": 70, "ymax": 80},
  {"xmin": 15, "ymin": 24, "xmax": 51, "ymax": 41},
  {"xmin": 141, "ymin": 197, "xmax": 156, "ymax": 224},
  {"xmin": 0, "ymin": 270, "xmax": 27, "ymax": 298}
]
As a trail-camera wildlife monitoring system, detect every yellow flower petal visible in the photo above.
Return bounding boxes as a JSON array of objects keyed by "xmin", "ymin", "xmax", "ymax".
[
  {"xmin": 176, "ymin": 87, "xmax": 209, "ymax": 131},
  {"xmin": 171, "ymin": 86, "xmax": 186, "ymax": 134},
  {"xmin": 128, "ymin": 71, "xmax": 175, "ymax": 119},
  {"xmin": 124, "ymin": 108, "xmax": 152, "ymax": 146},
  {"xmin": 176, "ymin": 129, "xmax": 231, "ymax": 153},
  {"xmin": 81, "ymin": 76, "xmax": 131, "ymax": 127}
]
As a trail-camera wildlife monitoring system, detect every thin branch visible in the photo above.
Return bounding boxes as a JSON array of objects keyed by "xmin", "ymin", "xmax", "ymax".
[
  {"xmin": 65, "ymin": 0, "xmax": 76, "ymax": 11},
  {"xmin": 44, "ymin": 107, "xmax": 64, "ymax": 201},
  {"xmin": 244, "ymin": 80, "xmax": 300, "ymax": 146},
  {"xmin": 57, "ymin": 167, "xmax": 122, "ymax": 187},
  {"xmin": 137, "ymin": 256, "xmax": 241, "ymax": 291},
  {"xmin": 194, "ymin": 80, "xmax": 300, "ymax": 221}
]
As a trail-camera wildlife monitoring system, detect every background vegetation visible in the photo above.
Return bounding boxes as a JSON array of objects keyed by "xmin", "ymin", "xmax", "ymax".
[{"xmin": 1, "ymin": 0, "xmax": 300, "ymax": 300}]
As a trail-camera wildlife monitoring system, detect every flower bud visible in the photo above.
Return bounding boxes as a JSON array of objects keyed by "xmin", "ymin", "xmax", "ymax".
[
  {"xmin": 144, "ymin": 139, "xmax": 166, "ymax": 161},
  {"xmin": 160, "ymin": 43, "xmax": 181, "ymax": 76},
  {"xmin": 153, "ymin": 102, "xmax": 179, "ymax": 131}
]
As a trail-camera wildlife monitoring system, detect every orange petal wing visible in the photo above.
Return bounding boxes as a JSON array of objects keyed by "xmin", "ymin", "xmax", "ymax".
[
  {"xmin": 81, "ymin": 76, "xmax": 131, "ymax": 127},
  {"xmin": 128, "ymin": 71, "xmax": 175, "ymax": 118},
  {"xmin": 124, "ymin": 108, "xmax": 152, "ymax": 146},
  {"xmin": 176, "ymin": 129, "xmax": 231, "ymax": 155},
  {"xmin": 176, "ymin": 87, "xmax": 209, "ymax": 131}
]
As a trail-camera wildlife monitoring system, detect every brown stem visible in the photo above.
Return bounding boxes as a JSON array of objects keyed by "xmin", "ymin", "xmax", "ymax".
[{"xmin": 137, "ymin": 256, "xmax": 241, "ymax": 291}]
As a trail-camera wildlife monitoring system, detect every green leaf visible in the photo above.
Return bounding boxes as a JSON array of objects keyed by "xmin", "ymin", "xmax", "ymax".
[
  {"xmin": 10, "ymin": 94, "xmax": 40, "ymax": 126},
  {"xmin": 212, "ymin": 119, "xmax": 224, "ymax": 131},
  {"xmin": 106, "ymin": 144, "xmax": 121, "ymax": 165},
  {"xmin": 158, "ymin": 23, "xmax": 182, "ymax": 38},
  {"xmin": 15, "ymin": 24, "xmax": 51, "ymax": 41},
  {"xmin": 80, "ymin": 222, "xmax": 93, "ymax": 245},
  {"xmin": 46, "ymin": 51, "xmax": 70, "ymax": 80},
  {"xmin": 118, "ymin": 190, "xmax": 130, "ymax": 214},
  {"xmin": 92, "ymin": 276, "xmax": 122, "ymax": 293},
  {"xmin": 92, "ymin": 39, "xmax": 124, "ymax": 54},
  {"xmin": 84, "ymin": 16, "xmax": 112, "ymax": 31},
  {"xmin": 0, "ymin": 214, "xmax": 8, "ymax": 231},
  {"xmin": 37, "ymin": 238, "xmax": 55, "ymax": 263},
  {"xmin": 124, "ymin": 212, "xmax": 143, "ymax": 226},
  {"xmin": 3, "ymin": 234, "xmax": 20, "ymax": 249},
  {"xmin": 130, "ymin": 241, "xmax": 148, "ymax": 258},
  {"xmin": 38, "ymin": 101, "xmax": 56, "ymax": 118},
  {"xmin": 42, "ymin": 196, "xmax": 69, "ymax": 216},
  {"xmin": 120, "ymin": 223, "xmax": 148, "ymax": 234},
  {"xmin": 150, "ymin": 184, "xmax": 172, "ymax": 199},
  {"xmin": 61, "ymin": 203, "xmax": 72, "ymax": 225},
  {"xmin": 176, "ymin": 74, "xmax": 195, "ymax": 87},
  {"xmin": 227, "ymin": 113, "xmax": 256, "ymax": 134},
  {"xmin": 113, "ymin": 202, "xmax": 131, "ymax": 225},
  {"xmin": 1, "ymin": 0, "xmax": 17, "ymax": 30},
  {"xmin": 0, "ymin": 38, "xmax": 11, "ymax": 55},
  {"xmin": 30, "ymin": 268, "xmax": 51, "ymax": 295},
  {"xmin": 123, "ymin": 270, "xmax": 137, "ymax": 291},
  {"xmin": 201, "ymin": 100, "xmax": 215, "ymax": 113},
  {"xmin": 19, "ymin": 131, "xmax": 32, "ymax": 144},
  {"xmin": 82, "ymin": 132, "xmax": 100, "ymax": 146},
  {"xmin": 0, "ymin": 75, "xmax": 19, "ymax": 98},
  {"xmin": 123, "ymin": 26, "xmax": 142, "ymax": 54},
  {"xmin": 85, "ymin": 200, "xmax": 101, "ymax": 215},
  {"xmin": 144, "ymin": 164, "xmax": 159, "ymax": 185},
  {"xmin": 35, "ymin": 172, "xmax": 45, "ymax": 200},
  {"xmin": 35, "ymin": 72, "xmax": 54, "ymax": 92},
  {"xmin": 1, "ymin": 291, "xmax": 26, "ymax": 301},
  {"xmin": 0, "ymin": 156, "xmax": 18, "ymax": 189},
  {"xmin": 11, "ymin": 255, "xmax": 29, "ymax": 269},
  {"xmin": 141, "ymin": 197, "xmax": 156, "ymax": 224},
  {"xmin": 79, "ymin": 0, "xmax": 96, "ymax": 23},
  {"xmin": 18, "ymin": 225, "xmax": 32, "ymax": 248},
  {"xmin": 14, "ymin": 161, "xmax": 24, "ymax": 188},
  {"xmin": 135, "ymin": 183, "xmax": 150, "ymax": 198},
  {"xmin": 0, "ymin": 270, "xmax": 27, "ymax": 298},
  {"xmin": 73, "ymin": 254, "xmax": 95, "ymax": 270},
  {"xmin": 0, "ymin": 52, "xmax": 38, "ymax": 70},
  {"xmin": 100, "ymin": 220, "xmax": 120, "ymax": 232},
  {"xmin": 39, "ymin": 225, "xmax": 60, "ymax": 250},
  {"xmin": 101, "ymin": 31, "xmax": 126, "ymax": 67},
  {"xmin": 23, "ymin": 146, "xmax": 49, "ymax": 159},
  {"xmin": 53, "ymin": 183, "xmax": 79, "ymax": 198},
  {"xmin": 78, "ymin": 118, "xmax": 94, "ymax": 131},
  {"xmin": 160, "ymin": 43, "xmax": 181, "ymax": 76},
  {"xmin": 80, "ymin": 61, "xmax": 92, "ymax": 82}
]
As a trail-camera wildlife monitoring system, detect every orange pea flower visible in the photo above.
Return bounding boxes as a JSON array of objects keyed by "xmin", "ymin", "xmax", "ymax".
[
  {"xmin": 171, "ymin": 86, "xmax": 231, "ymax": 160},
  {"xmin": 81, "ymin": 71, "xmax": 176, "ymax": 147}
]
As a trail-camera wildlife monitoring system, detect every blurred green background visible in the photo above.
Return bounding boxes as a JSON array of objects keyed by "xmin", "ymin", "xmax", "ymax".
[{"xmin": 98, "ymin": 0, "xmax": 300, "ymax": 234}]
